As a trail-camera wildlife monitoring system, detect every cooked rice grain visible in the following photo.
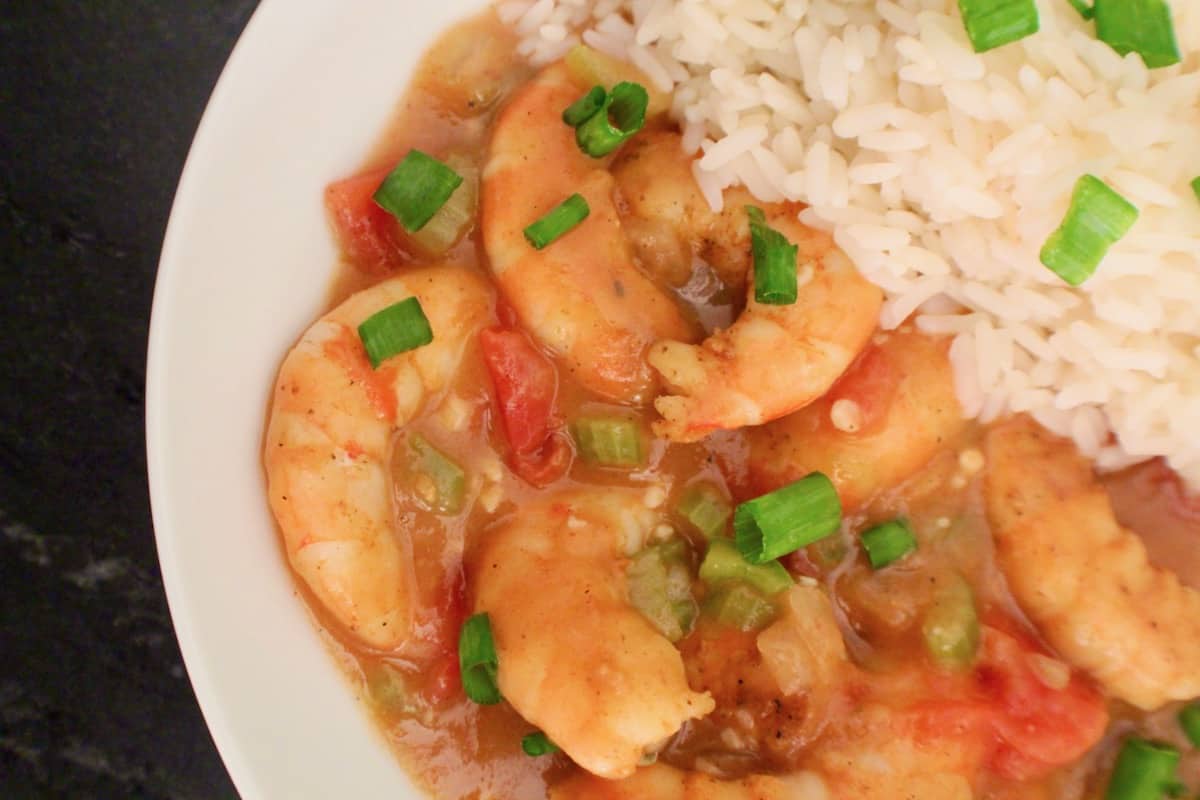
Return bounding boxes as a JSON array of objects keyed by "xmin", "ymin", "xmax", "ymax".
[{"xmin": 504, "ymin": 0, "xmax": 1200, "ymax": 486}]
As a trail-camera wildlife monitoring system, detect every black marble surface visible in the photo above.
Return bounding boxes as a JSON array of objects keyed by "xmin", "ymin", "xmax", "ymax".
[{"xmin": 2, "ymin": 3, "xmax": 258, "ymax": 797}]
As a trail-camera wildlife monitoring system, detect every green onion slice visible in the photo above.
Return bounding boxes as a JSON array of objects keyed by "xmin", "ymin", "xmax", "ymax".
[
  {"xmin": 1191, "ymin": 177, "xmax": 1200, "ymax": 206},
  {"xmin": 1179, "ymin": 703, "xmax": 1200, "ymax": 747},
  {"xmin": 746, "ymin": 206, "xmax": 799, "ymax": 305},
  {"xmin": 523, "ymin": 193, "xmax": 590, "ymax": 250},
  {"xmin": 1067, "ymin": 0, "xmax": 1095, "ymax": 20},
  {"xmin": 562, "ymin": 85, "xmax": 607, "ymax": 128},
  {"xmin": 407, "ymin": 154, "xmax": 477, "ymax": 256},
  {"xmin": 406, "ymin": 434, "xmax": 467, "ymax": 515},
  {"xmin": 734, "ymin": 473, "xmax": 842, "ymax": 565},
  {"xmin": 373, "ymin": 150, "xmax": 463, "ymax": 233},
  {"xmin": 574, "ymin": 81, "xmax": 649, "ymax": 158},
  {"xmin": 922, "ymin": 575, "xmax": 980, "ymax": 671},
  {"xmin": 458, "ymin": 613, "xmax": 503, "ymax": 705},
  {"xmin": 703, "ymin": 584, "xmax": 778, "ymax": 632},
  {"xmin": 677, "ymin": 482, "xmax": 733, "ymax": 540},
  {"xmin": 699, "ymin": 538, "xmax": 794, "ymax": 596},
  {"xmin": 956, "ymin": 0, "xmax": 1040, "ymax": 53},
  {"xmin": 357, "ymin": 296, "xmax": 434, "ymax": 369},
  {"xmin": 570, "ymin": 415, "xmax": 645, "ymax": 467},
  {"xmin": 860, "ymin": 518, "xmax": 918, "ymax": 570},
  {"xmin": 1040, "ymin": 174, "xmax": 1139, "ymax": 287},
  {"xmin": 521, "ymin": 731, "xmax": 560, "ymax": 757},
  {"xmin": 1094, "ymin": 0, "xmax": 1181, "ymax": 69},
  {"xmin": 1104, "ymin": 738, "xmax": 1181, "ymax": 800}
]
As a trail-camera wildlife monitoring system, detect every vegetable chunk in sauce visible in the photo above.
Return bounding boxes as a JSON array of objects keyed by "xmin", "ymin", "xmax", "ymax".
[{"xmin": 263, "ymin": 9, "xmax": 1200, "ymax": 799}]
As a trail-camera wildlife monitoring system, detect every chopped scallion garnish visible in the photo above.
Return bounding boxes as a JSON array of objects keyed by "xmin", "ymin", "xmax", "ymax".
[
  {"xmin": 699, "ymin": 538, "xmax": 794, "ymax": 596},
  {"xmin": 860, "ymin": 519, "xmax": 917, "ymax": 569},
  {"xmin": 1179, "ymin": 703, "xmax": 1200, "ymax": 748},
  {"xmin": 676, "ymin": 482, "xmax": 733, "ymax": 540},
  {"xmin": 571, "ymin": 415, "xmax": 644, "ymax": 467},
  {"xmin": 1104, "ymin": 738, "xmax": 1181, "ymax": 800},
  {"xmin": 956, "ymin": 0, "xmax": 1039, "ymax": 53},
  {"xmin": 1094, "ymin": 0, "xmax": 1181, "ymax": 69},
  {"xmin": 523, "ymin": 193, "xmax": 590, "ymax": 250},
  {"xmin": 733, "ymin": 473, "xmax": 842, "ymax": 565},
  {"xmin": 562, "ymin": 85, "xmax": 607, "ymax": 128},
  {"xmin": 574, "ymin": 81, "xmax": 649, "ymax": 158},
  {"xmin": 357, "ymin": 296, "xmax": 434, "ymax": 368},
  {"xmin": 1040, "ymin": 174, "xmax": 1138, "ymax": 286},
  {"xmin": 746, "ymin": 206, "xmax": 799, "ymax": 305},
  {"xmin": 521, "ymin": 731, "xmax": 560, "ymax": 757},
  {"xmin": 1067, "ymin": 0, "xmax": 1095, "ymax": 20},
  {"xmin": 1191, "ymin": 177, "xmax": 1200, "ymax": 206},
  {"xmin": 408, "ymin": 154, "xmax": 477, "ymax": 256},
  {"xmin": 458, "ymin": 613, "xmax": 502, "ymax": 705},
  {"xmin": 373, "ymin": 150, "xmax": 463, "ymax": 233},
  {"xmin": 565, "ymin": 45, "xmax": 672, "ymax": 118}
]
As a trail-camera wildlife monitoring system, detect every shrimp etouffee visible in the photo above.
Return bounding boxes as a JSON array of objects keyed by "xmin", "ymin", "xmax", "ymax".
[{"xmin": 263, "ymin": 11, "xmax": 1200, "ymax": 799}]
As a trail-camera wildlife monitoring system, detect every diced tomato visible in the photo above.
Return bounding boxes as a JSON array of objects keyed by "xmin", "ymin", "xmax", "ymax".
[
  {"xmin": 825, "ymin": 343, "xmax": 902, "ymax": 434},
  {"xmin": 429, "ymin": 572, "xmax": 467, "ymax": 655},
  {"xmin": 974, "ymin": 623, "xmax": 1109, "ymax": 780},
  {"xmin": 416, "ymin": 573, "xmax": 466, "ymax": 707},
  {"xmin": 509, "ymin": 434, "xmax": 573, "ymax": 487},
  {"xmin": 905, "ymin": 621, "xmax": 1107, "ymax": 782},
  {"xmin": 479, "ymin": 327, "xmax": 572, "ymax": 486},
  {"xmin": 324, "ymin": 167, "xmax": 407, "ymax": 275}
]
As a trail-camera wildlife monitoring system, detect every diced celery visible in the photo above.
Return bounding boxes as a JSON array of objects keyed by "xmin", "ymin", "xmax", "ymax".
[
  {"xmin": 571, "ymin": 416, "xmax": 645, "ymax": 467},
  {"xmin": 676, "ymin": 482, "xmax": 733, "ymax": 539},
  {"xmin": 699, "ymin": 538, "xmax": 793, "ymax": 596},
  {"xmin": 628, "ymin": 540, "xmax": 697, "ymax": 642},
  {"xmin": 563, "ymin": 45, "xmax": 671, "ymax": 118},
  {"xmin": 406, "ymin": 434, "xmax": 467, "ymax": 515},
  {"xmin": 703, "ymin": 584, "xmax": 778, "ymax": 632},
  {"xmin": 365, "ymin": 663, "xmax": 416, "ymax": 714},
  {"xmin": 922, "ymin": 574, "xmax": 981, "ymax": 670},
  {"xmin": 408, "ymin": 154, "xmax": 478, "ymax": 256}
]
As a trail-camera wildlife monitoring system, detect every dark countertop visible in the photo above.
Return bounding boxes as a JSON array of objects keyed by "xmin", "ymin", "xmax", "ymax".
[{"xmin": 1, "ymin": 3, "xmax": 256, "ymax": 797}]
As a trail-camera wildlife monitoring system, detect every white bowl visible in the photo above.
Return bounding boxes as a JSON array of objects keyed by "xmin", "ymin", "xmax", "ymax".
[{"xmin": 146, "ymin": 0, "xmax": 483, "ymax": 796}]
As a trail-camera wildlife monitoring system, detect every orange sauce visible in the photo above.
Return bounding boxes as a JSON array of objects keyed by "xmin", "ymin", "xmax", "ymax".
[{"xmin": 279, "ymin": 8, "xmax": 1200, "ymax": 798}]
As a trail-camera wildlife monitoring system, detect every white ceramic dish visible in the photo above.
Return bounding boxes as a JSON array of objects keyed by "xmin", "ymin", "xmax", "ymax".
[{"xmin": 146, "ymin": 1, "xmax": 483, "ymax": 796}]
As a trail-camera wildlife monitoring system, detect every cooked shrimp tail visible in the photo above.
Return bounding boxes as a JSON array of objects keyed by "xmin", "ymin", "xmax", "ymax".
[
  {"xmin": 265, "ymin": 265, "xmax": 493, "ymax": 649},
  {"xmin": 470, "ymin": 490, "xmax": 714, "ymax": 778},
  {"xmin": 984, "ymin": 415, "xmax": 1200, "ymax": 709}
]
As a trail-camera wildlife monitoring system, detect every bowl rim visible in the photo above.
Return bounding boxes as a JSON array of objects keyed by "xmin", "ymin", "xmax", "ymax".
[
  {"xmin": 146, "ymin": 0, "xmax": 277, "ymax": 795},
  {"xmin": 146, "ymin": 1, "xmax": 480, "ymax": 796}
]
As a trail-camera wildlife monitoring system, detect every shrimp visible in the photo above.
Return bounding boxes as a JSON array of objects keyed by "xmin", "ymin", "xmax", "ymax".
[
  {"xmin": 612, "ymin": 130, "xmax": 763, "ymax": 291},
  {"xmin": 984, "ymin": 415, "xmax": 1200, "ymax": 709},
  {"xmin": 551, "ymin": 585, "xmax": 985, "ymax": 800},
  {"xmin": 484, "ymin": 61, "xmax": 881, "ymax": 429},
  {"xmin": 469, "ymin": 490, "xmax": 715, "ymax": 779},
  {"xmin": 746, "ymin": 329, "xmax": 969, "ymax": 508},
  {"xmin": 264, "ymin": 265, "xmax": 492, "ymax": 650},
  {"xmin": 481, "ymin": 63, "xmax": 695, "ymax": 403},
  {"xmin": 761, "ymin": 585, "xmax": 981, "ymax": 800},
  {"xmin": 612, "ymin": 131, "xmax": 884, "ymax": 442}
]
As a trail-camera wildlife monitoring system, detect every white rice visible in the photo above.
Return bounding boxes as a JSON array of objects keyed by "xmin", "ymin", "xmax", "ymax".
[{"xmin": 503, "ymin": 0, "xmax": 1200, "ymax": 487}]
